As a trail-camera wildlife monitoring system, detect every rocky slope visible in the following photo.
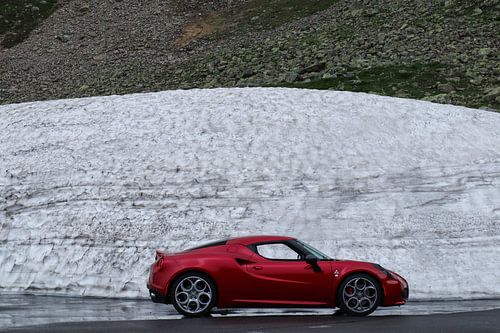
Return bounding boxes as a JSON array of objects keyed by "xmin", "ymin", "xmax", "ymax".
[{"xmin": 0, "ymin": 0, "xmax": 499, "ymax": 109}]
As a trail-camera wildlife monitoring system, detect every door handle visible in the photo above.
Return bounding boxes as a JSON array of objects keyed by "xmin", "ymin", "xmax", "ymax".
[{"xmin": 252, "ymin": 265, "xmax": 263, "ymax": 270}]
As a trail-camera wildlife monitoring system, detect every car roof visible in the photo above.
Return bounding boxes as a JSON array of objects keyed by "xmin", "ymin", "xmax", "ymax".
[{"xmin": 226, "ymin": 235, "xmax": 294, "ymax": 245}]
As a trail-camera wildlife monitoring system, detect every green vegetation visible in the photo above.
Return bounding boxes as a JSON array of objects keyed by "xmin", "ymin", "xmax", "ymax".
[
  {"xmin": 176, "ymin": 0, "xmax": 337, "ymax": 48},
  {"xmin": 0, "ymin": 0, "xmax": 58, "ymax": 48},
  {"xmin": 443, "ymin": 1, "xmax": 500, "ymax": 20},
  {"xmin": 217, "ymin": 0, "xmax": 336, "ymax": 32},
  {"xmin": 280, "ymin": 62, "xmax": 488, "ymax": 108},
  {"xmin": 286, "ymin": 63, "xmax": 447, "ymax": 96}
]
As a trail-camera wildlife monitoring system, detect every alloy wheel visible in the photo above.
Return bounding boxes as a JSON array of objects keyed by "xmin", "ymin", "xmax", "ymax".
[
  {"xmin": 342, "ymin": 276, "xmax": 378, "ymax": 314},
  {"xmin": 174, "ymin": 276, "xmax": 213, "ymax": 315}
]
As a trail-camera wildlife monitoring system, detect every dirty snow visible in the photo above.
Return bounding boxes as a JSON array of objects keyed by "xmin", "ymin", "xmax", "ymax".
[{"xmin": 0, "ymin": 88, "xmax": 499, "ymax": 300}]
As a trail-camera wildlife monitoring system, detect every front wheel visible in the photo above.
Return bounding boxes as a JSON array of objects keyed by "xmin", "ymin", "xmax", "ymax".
[
  {"xmin": 337, "ymin": 273, "xmax": 381, "ymax": 316},
  {"xmin": 171, "ymin": 272, "xmax": 217, "ymax": 317}
]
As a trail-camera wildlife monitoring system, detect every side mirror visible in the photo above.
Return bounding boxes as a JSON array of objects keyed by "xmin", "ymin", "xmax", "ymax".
[
  {"xmin": 305, "ymin": 254, "xmax": 321, "ymax": 272},
  {"xmin": 305, "ymin": 254, "xmax": 317, "ymax": 265}
]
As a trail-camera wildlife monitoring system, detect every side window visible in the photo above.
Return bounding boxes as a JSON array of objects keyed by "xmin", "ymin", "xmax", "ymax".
[{"xmin": 255, "ymin": 243, "xmax": 301, "ymax": 260}]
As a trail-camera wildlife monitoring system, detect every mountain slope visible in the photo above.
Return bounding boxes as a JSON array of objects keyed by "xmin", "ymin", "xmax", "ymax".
[{"xmin": 0, "ymin": 0, "xmax": 498, "ymax": 110}]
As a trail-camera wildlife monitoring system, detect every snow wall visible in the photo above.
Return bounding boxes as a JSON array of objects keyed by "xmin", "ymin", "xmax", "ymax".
[{"xmin": 0, "ymin": 88, "xmax": 499, "ymax": 300}]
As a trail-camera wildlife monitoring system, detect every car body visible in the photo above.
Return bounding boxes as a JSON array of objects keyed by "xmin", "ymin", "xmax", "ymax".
[{"xmin": 147, "ymin": 235, "xmax": 408, "ymax": 317}]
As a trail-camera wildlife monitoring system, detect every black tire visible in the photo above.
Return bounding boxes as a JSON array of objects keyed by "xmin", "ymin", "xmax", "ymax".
[
  {"xmin": 170, "ymin": 272, "xmax": 217, "ymax": 317},
  {"xmin": 337, "ymin": 273, "xmax": 382, "ymax": 316}
]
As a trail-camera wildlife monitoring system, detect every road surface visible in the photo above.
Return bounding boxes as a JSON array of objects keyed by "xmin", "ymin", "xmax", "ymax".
[{"xmin": 0, "ymin": 295, "xmax": 499, "ymax": 332}]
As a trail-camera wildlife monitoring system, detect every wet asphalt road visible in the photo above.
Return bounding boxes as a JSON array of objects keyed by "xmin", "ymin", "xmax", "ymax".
[
  {"xmin": 1, "ymin": 295, "xmax": 499, "ymax": 332},
  {"xmin": 1, "ymin": 309, "xmax": 499, "ymax": 333}
]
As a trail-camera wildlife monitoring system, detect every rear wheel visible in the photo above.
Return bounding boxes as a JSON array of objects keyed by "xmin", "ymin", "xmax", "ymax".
[
  {"xmin": 337, "ymin": 273, "xmax": 381, "ymax": 316},
  {"xmin": 171, "ymin": 272, "xmax": 216, "ymax": 317}
]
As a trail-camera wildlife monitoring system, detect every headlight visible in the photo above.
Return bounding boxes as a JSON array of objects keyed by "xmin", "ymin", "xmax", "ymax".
[{"xmin": 372, "ymin": 263, "xmax": 395, "ymax": 278}]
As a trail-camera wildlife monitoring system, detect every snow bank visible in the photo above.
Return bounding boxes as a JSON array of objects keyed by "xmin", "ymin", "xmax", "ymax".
[{"xmin": 0, "ymin": 88, "xmax": 499, "ymax": 300}]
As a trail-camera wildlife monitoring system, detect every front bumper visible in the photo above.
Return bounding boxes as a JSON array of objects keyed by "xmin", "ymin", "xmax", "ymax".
[
  {"xmin": 382, "ymin": 271, "xmax": 409, "ymax": 306},
  {"xmin": 401, "ymin": 285, "xmax": 409, "ymax": 301}
]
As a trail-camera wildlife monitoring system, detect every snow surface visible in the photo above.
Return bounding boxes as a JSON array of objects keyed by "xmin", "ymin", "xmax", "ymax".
[{"xmin": 0, "ymin": 88, "xmax": 499, "ymax": 300}]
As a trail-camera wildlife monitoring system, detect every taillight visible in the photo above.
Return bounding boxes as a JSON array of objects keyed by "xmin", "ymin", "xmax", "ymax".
[{"xmin": 155, "ymin": 250, "xmax": 167, "ymax": 262}]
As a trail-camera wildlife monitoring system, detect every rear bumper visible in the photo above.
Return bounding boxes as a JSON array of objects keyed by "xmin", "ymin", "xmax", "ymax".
[
  {"xmin": 147, "ymin": 263, "xmax": 169, "ymax": 304},
  {"xmin": 147, "ymin": 255, "xmax": 178, "ymax": 303},
  {"xmin": 148, "ymin": 285, "xmax": 168, "ymax": 303}
]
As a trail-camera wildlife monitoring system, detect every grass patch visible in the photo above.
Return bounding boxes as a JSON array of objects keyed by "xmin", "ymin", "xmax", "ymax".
[
  {"xmin": 178, "ymin": 0, "xmax": 336, "ymax": 47},
  {"xmin": 279, "ymin": 62, "xmax": 493, "ymax": 109},
  {"xmin": 0, "ymin": 0, "xmax": 58, "ymax": 48},
  {"xmin": 284, "ymin": 63, "xmax": 449, "ymax": 97},
  {"xmin": 220, "ymin": 0, "xmax": 337, "ymax": 31},
  {"xmin": 443, "ymin": 1, "xmax": 500, "ymax": 21}
]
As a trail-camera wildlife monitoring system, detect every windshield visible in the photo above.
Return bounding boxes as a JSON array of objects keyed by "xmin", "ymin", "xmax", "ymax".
[{"xmin": 292, "ymin": 239, "xmax": 332, "ymax": 260}]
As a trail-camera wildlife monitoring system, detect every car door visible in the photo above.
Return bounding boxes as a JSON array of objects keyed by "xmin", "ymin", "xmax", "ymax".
[{"xmin": 245, "ymin": 242, "xmax": 333, "ymax": 305}]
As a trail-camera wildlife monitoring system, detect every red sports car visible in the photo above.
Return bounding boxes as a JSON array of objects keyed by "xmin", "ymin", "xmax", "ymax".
[{"xmin": 147, "ymin": 235, "xmax": 408, "ymax": 317}]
